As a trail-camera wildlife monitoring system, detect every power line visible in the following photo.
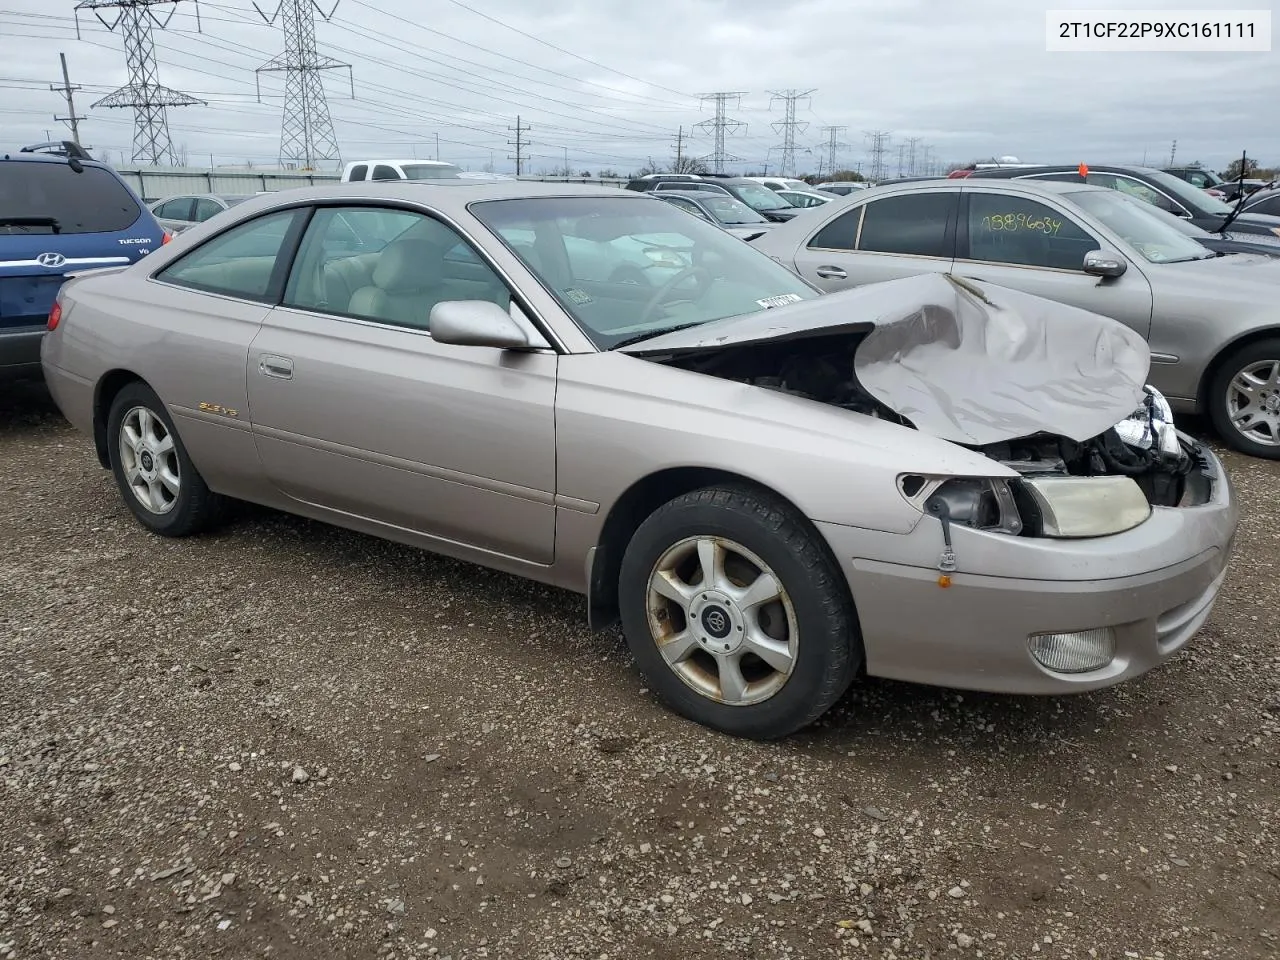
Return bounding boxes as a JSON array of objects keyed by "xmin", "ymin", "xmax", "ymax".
[
  {"xmin": 865, "ymin": 130, "xmax": 891, "ymax": 181},
  {"xmin": 507, "ymin": 115, "xmax": 529, "ymax": 175},
  {"xmin": 51, "ymin": 52, "xmax": 87, "ymax": 147},
  {"xmin": 694, "ymin": 92, "xmax": 746, "ymax": 174},
  {"xmin": 254, "ymin": 0, "xmax": 352, "ymax": 170},
  {"xmin": 73, "ymin": 0, "xmax": 205, "ymax": 165},
  {"xmin": 905, "ymin": 136, "xmax": 922, "ymax": 176},
  {"xmin": 819, "ymin": 125, "xmax": 847, "ymax": 177},
  {"xmin": 435, "ymin": 0, "xmax": 695, "ymax": 101},
  {"xmin": 767, "ymin": 88, "xmax": 814, "ymax": 178}
]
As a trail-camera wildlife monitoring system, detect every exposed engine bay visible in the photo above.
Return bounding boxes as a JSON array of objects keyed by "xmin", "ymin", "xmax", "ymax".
[{"xmin": 660, "ymin": 333, "xmax": 1213, "ymax": 516}]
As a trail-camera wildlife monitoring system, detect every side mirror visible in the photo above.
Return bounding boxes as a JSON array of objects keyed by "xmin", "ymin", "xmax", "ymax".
[
  {"xmin": 1083, "ymin": 249, "xmax": 1128, "ymax": 278},
  {"xmin": 429, "ymin": 300, "xmax": 540, "ymax": 350}
]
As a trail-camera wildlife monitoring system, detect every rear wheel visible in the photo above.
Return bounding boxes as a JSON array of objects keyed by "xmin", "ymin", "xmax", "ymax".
[
  {"xmin": 107, "ymin": 382, "xmax": 228, "ymax": 536},
  {"xmin": 618, "ymin": 485, "xmax": 861, "ymax": 739},
  {"xmin": 1207, "ymin": 338, "xmax": 1280, "ymax": 459}
]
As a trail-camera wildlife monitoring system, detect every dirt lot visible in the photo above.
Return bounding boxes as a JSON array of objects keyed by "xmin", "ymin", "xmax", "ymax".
[{"xmin": 1, "ymin": 378, "xmax": 1277, "ymax": 960}]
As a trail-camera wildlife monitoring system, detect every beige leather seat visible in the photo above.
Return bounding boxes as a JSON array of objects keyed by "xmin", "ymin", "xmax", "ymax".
[{"xmin": 347, "ymin": 240, "xmax": 442, "ymax": 329}]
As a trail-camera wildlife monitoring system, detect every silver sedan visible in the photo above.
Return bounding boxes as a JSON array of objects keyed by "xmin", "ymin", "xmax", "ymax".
[
  {"xmin": 752, "ymin": 178, "xmax": 1280, "ymax": 458},
  {"xmin": 41, "ymin": 182, "xmax": 1237, "ymax": 738}
]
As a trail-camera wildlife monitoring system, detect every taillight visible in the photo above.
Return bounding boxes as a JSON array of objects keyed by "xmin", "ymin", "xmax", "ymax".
[
  {"xmin": 162, "ymin": 230, "xmax": 173, "ymax": 244},
  {"xmin": 48, "ymin": 301, "xmax": 62, "ymax": 331}
]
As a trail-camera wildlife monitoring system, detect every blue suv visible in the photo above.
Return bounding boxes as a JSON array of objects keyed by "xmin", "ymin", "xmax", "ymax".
[{"xmin": 1, "ymin": 144, "xmax": 167, "ymax": 380}]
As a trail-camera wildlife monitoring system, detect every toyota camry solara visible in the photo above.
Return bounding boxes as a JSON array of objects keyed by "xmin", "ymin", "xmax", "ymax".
[{"xmin": 40, "ymin": 182, "xmax": 1239, "ymax": 739}]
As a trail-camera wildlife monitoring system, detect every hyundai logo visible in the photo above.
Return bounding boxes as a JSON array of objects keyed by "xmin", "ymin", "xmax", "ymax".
[{"xmin": 37, "ymin": 252, "xmax": 67, "ymax": 269}]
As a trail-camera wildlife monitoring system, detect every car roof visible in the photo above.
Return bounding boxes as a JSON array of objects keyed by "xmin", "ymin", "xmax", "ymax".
[
  {"xmin": 0, "ymin": 151, "xmax": 114, "ymax": 170},
  {"xmin": 216, "ymin": 180, "xmax": 655, "ymax": 218},
  {"xmin": 969, "ymin": 162, "xmax": 1171, "ymax": 179},
  {"xmin": 858, "ymin": 177, "xmax": 1107, "ymax": 199},
  {"xmin": 656, "ymin": 190, "xmax": 737, "ymax": 201}
]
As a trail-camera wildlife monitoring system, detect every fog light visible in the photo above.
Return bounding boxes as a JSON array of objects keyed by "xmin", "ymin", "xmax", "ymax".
[{"xmin": 1028, "ymin": 628, "xmax": 1115, "ymax": 674}]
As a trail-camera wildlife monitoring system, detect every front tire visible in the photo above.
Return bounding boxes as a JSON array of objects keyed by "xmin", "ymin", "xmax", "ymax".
[
  {"xmin": 618, "ymin": 485, "xmax": 862, "ymax": 739},
  {"xmin": 107, "ymin": 382, "xmax": 227, "ymax": 536},
  {"xmin": 1207, "ymin": 338, "xmax": 1280, "ymax": 459}
]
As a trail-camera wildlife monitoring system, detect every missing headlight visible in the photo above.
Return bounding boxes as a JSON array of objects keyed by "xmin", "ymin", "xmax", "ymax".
[{"xmin": 923, "ymin": 479, "xmax": 1023, "ymax": 535}]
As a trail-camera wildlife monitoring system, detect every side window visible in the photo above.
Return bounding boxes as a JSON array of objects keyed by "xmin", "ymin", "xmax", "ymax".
[
  {"xmin": 1023, "ymin": 173, "xmax": 1081, "ymax": 183},
  {"xmin": 809, "ymin": 208, "xmax": 862, "ymax": 250},
  {"xmin": 156, "ymin": 198, "xmax": 193, "ymax": 221},
  {"xmin": 853, "ymin": 192, "xmax": 955, "ymax": 257},
  {"xmin": 666, "ymin": 198, "xmax": 711, "ymax": 221},
  {"xmin": 1185, "ymin": 171, "xmax": 1210, "ymax": 188},
  {"xmin": 965, "ymin": 193, "xmax": 1097, "ymax": 271},
  {"xmin": 347, "ymin": 164, "xmax": 368, "ymax": 182},
  {"xmin": 1246, "ymin": 194, "xmax": 1280, "ymax": 217},
  {"xmin": 192, "ymin": 198, "xmax": 223, "ymax": 222},
  {"xmin": 371, "ymin": 165, "xmax": 401, "ymax": 181},
  {"xmin": 157, "ymin": 209, "xmax": 301, "ymax": 300},
  {"xmin": 283, "ymin": 206, "xmax": 511, "ymax": 330},
  {"xmin": 1087, "ymin": 174, "xmax": 1183, "ymax": 215}
]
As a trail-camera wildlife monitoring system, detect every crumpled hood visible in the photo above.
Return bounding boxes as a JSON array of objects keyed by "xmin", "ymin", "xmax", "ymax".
[{"xmin": 624, "ymin": 273, "xmax": 1151, "ymax": 446}]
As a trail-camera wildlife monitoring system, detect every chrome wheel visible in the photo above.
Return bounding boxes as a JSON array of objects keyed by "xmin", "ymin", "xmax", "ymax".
[
  {"xmin": 118, "ymin": 405, "xmax": 181, "ymax": 514},
  {"xmin": 1226, "ymin": 359, "xmax": 1280, "ymax": 447},
  {"xmin": 645, "ymin": 536, "xmax": 798, "ymax": 706}
]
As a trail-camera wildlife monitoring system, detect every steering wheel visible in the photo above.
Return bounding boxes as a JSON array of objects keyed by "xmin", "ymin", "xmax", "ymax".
[{"xmin": 636, "ymin": 267, "xmax": 710, "ymax": 328}]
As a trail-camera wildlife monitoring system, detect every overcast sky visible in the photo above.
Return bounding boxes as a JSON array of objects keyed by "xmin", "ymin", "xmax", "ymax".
[{"xmin": 1, "ymin": 0, "xmax": 1276, "ymax": 175}]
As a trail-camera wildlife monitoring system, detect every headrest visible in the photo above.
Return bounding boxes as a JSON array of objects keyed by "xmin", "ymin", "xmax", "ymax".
[{"xmin": 371, "ymin": 239, "xmax": 440, "ymax": 293}]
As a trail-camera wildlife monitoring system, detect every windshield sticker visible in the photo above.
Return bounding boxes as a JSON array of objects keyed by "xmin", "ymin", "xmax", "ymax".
[
  {"xmin": 981, "ymin": 213, "xmax": 1062, "ymax": 236},
  {"xmin": 563, "ymin": 287, "xmax": 593, "ymax": 305},
  {"xmin": 756, "ymin": 293, "xmax": 804, "ymax": 309}
]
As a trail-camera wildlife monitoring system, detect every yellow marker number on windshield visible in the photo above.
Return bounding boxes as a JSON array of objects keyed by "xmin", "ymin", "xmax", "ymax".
[{"xmin": 981, "ymin": 213, "xmax": 1062, "ymax": 236}]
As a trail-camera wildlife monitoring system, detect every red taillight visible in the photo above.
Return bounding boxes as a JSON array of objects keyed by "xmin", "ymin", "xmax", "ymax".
[
  {"xmin": 48, "ymin": 301, "xmax": 62, "ymax": 331},
  {"xmin": 162, "ymin": 230, "xmax": 173, "ymax": 245}
]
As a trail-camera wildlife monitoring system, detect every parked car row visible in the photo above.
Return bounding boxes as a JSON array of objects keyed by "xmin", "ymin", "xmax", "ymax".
[
  {"xmin": 38, "ymin": 179, "xmax": 1239, "ymax": 740},
  {"xmin": 749, "ymin": 176, "xmax": 1280, "ymax": 458}
]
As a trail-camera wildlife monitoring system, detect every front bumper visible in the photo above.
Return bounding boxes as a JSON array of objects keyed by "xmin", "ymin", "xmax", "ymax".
[
  {"xmin": 0, "ymin": 324, "xmax": 45, "ymax": 379},
  {"xmin": 819, "ymin": 446, "xmax": 1238, "ymax": 694}
]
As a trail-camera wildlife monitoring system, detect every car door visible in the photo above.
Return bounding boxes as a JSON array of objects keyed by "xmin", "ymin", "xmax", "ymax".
[
  {"xmin": 246, "ymin": 204, "xmax": 558, "ymax": 565},
  {"xmin": 790, "ymin": 190, "xmax": 958, "ymax": 291},
  {"xmin": 146, "ymin": 206, "xmax": 309, "ymax": 499},
  {"xmin": 954, "ymin": 188, "xmax": 1154, "ymax": 339}
]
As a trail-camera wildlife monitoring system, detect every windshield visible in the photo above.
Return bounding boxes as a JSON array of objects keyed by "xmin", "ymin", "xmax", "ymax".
[
  {"xmin": 0, "ymin": 162, "xmax": 140, "ymax": 234},
  {"xmin": 1142, "ymin": 169, "xmax": 1234, "ymax": 216},
  {"xmin": 470, "ymin": 196, "xmax": 817, "ymax": 349},
  {"xmin": 1070, "ymin": 190, "xmax": 1213, "ymax": 263},
  {"xmin": 702, "ymin": 196, "xmax": 767, "ymax": 224},
  {"xmin": 731, "ymin": 183, "xmax": 792, "ymax": 211},
  {"xmin": 777, "ymin": 179, "xmax": 809, "ymax": 191},
  {"xmin": 401, "ymin": 163, "xmax": 463, "ymax": 180},
  {"xmin": 1111, "ymin": 193, "xmax": 1211, "ymax": 238}
]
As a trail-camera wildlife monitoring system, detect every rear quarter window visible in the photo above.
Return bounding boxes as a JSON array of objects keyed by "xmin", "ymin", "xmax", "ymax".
[{"xmin": 0, "ymin": 162, "xmax": 142, "ymax": 234}]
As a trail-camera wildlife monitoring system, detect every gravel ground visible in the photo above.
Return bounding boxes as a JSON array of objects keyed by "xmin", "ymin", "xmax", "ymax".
[{"xmin": 2, "ymin": 378, "xmax": 1278, "ymax": 960}]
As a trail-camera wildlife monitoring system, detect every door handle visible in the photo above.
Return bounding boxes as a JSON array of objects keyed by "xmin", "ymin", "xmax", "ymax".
[
  {"xmin": 258, "ymin": 355, "xmax": 294, "ymax": 380},
  {"xmin": 815, "ymin": 265, "xmax": 847, "ymax": 280}
]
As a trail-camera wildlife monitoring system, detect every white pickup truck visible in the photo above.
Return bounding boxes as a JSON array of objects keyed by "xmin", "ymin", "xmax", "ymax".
[{"xmin": 340, "ymin": 159, "xmax": 463, "ymax": 182}]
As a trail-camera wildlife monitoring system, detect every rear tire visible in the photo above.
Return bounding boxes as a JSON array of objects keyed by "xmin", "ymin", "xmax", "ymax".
[
  {"xmin": 618, "ymin": 484, "xmax": 862, "ymax": 739},
  {"xmin": 1207, "ymin": 338, "xmax": 1280, "ymax": 459},
  {"xmin": 107, "ymin": 382, "xmax": 228, "ymax": 536}
]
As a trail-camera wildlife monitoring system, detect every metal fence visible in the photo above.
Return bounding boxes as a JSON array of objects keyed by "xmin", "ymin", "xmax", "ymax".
[{"xmin": 119, "ymin": 168, "xmax": 629, "ymax": 201}]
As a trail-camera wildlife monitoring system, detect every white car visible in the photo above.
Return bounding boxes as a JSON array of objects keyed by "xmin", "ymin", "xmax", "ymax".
[
  {"xmin": 341, "ymin": 159, "xmax": 464, "ymax": 182},
  {"xmin": 743, "ymin": 176, "xmax": 813, "ymax": 193}
]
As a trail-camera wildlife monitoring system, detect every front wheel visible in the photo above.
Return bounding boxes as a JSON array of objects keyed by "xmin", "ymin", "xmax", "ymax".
[
  {"xmin": 107, "ymin": 382, "xmax": 228, "ymax": 536},
  {"xmin": 1207, "ymin": 339, "xmax": 1280, "ymax": 459},
  {"xmin": 618, "ymin": 485, "xmax": 862, "ymax": 739}
]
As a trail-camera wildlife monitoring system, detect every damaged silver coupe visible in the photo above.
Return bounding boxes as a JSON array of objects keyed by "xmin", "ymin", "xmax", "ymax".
[{"xmin": 41, "ymin": 184, "xmax": 1238, "ymax": 738}]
